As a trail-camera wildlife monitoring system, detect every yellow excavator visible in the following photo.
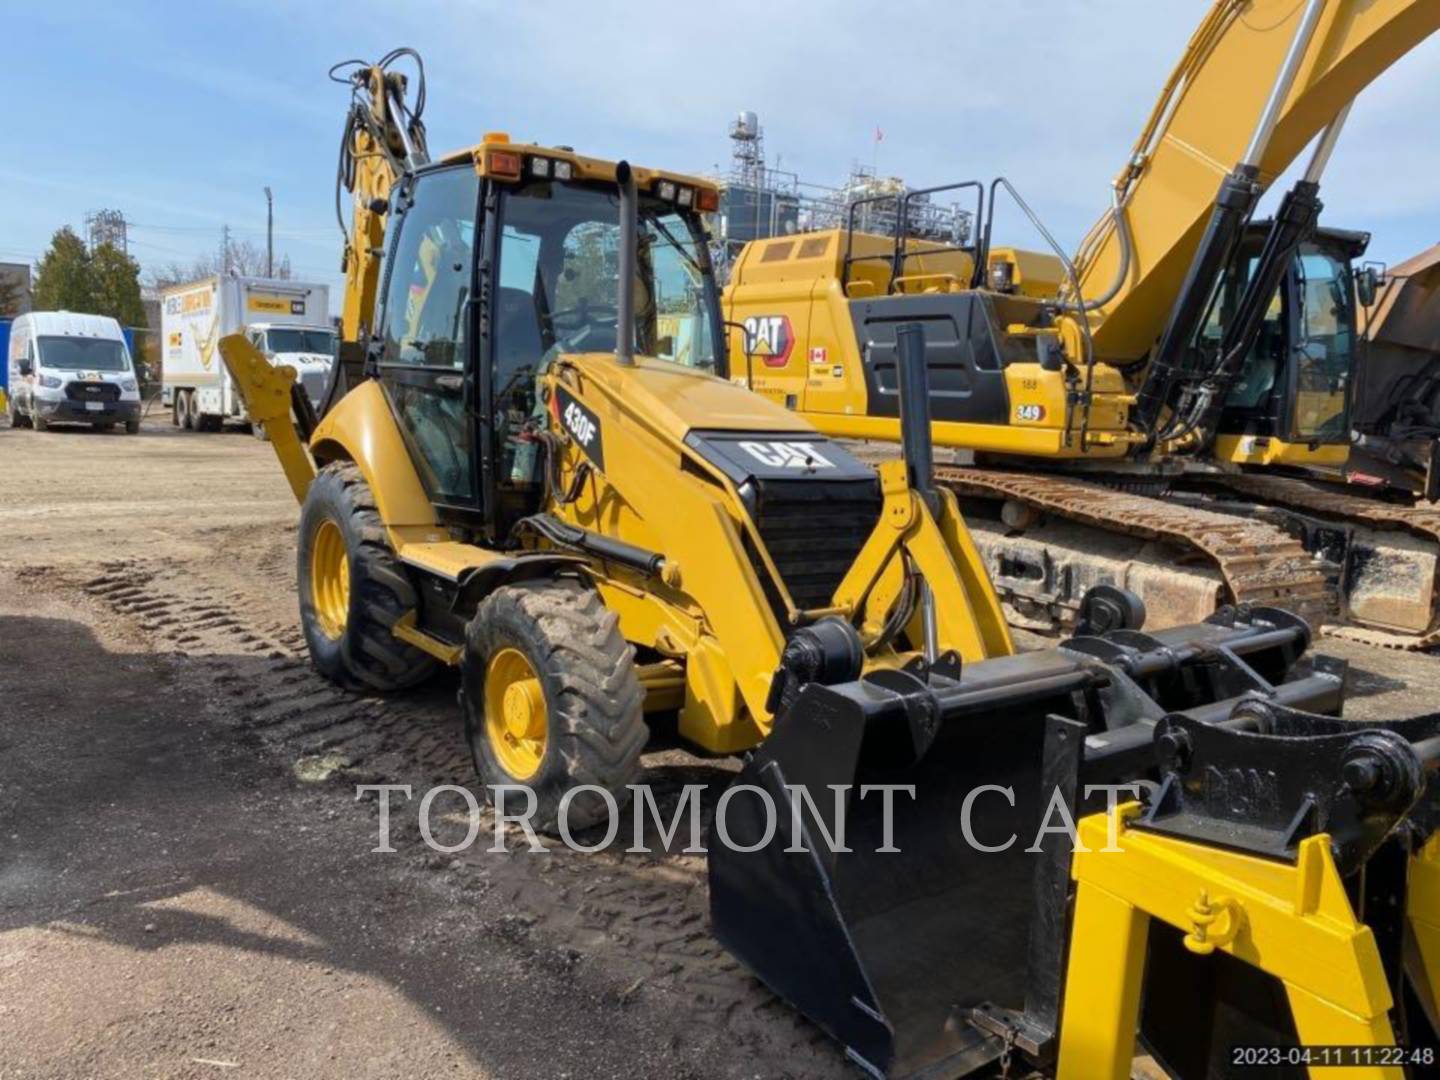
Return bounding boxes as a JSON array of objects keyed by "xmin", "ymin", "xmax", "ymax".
[
  {"xmin": 224, "ymin": 46, "xmax": 1440, "ymax": 1080},
  {"xmin": 724, "ymin": 0, "xmax": 1440, "ymax": 647}
]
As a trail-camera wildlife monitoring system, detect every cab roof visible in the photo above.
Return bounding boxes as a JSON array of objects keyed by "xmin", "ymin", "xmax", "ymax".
[{"xmin": 433, "ymin": 138, "xmax": 718, "ymax": 197}]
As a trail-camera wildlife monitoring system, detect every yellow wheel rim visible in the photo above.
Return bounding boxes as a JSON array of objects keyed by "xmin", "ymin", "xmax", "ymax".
[
  {"xmin": 485, "ymin": 647, "xmax": 548, "ymax": 780},
  {"xmin": 309, "ymin": 518, "xmax": 350, "ymax": 640}
]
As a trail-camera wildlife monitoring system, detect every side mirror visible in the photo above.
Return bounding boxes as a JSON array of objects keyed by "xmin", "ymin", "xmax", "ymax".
[
  {"xmin": 1357, "ymin": 261, "xmax": 1386, "ymax": 308},
  {"xmin": 17, "ymin": 359, "xmax": 32, "ymax": 377}
]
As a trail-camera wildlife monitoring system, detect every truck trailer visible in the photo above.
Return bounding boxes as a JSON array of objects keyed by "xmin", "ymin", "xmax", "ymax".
[{"xmin": 161, "ymin": 276, "xmax": 334, "ymax": 432}]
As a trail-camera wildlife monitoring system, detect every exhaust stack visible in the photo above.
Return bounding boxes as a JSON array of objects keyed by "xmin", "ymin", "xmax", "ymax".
[{"xmin": 615, "ymin": 160, "xmax": 637, "ymax": 365}]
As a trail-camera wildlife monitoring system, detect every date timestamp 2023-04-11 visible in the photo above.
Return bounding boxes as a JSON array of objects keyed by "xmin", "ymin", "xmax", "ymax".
[{"xmin": 1231, "ymin": 1045, "xmax": 1436, "ymax": 1069}]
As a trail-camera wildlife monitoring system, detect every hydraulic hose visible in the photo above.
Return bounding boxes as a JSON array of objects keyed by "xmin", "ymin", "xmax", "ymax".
[{"xmin": 1059, "ymin": 188, "xmax": 1134, "ymax": 314}]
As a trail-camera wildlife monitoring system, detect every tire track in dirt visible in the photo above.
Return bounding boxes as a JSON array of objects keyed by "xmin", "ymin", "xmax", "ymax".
[{"xmin": 78, "ymin": 558, "xmax": 844, "ymax": 1078}]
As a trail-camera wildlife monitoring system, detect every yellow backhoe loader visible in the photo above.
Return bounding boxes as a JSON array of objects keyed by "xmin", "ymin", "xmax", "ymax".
[
  {"xmin": 723, "ymin": 0, "xmax": 1440, "ymax": 647},
  {"xmin": 224, "ymin": 47, "xmax": 1440, "ymax": 1079}
]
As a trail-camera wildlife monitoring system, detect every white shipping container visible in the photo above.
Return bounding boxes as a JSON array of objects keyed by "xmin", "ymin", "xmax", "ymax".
[{"xmin": 161, "ymin": 276, "xmax": 334, "ymax": 432}]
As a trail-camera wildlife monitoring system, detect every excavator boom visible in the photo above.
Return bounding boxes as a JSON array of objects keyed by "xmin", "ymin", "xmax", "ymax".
[{"xmin": 1076, "ymin": 0, "xmax": 1440, "ymax": 361}]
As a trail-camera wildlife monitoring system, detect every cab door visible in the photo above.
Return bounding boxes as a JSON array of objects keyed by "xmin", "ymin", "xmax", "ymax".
[{"xmin": 375, "ymin": 165, "xmax": 482, "ymax": 518}]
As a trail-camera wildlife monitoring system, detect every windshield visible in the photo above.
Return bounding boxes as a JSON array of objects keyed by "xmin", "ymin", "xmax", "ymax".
[
  {"xmin": 496, "ymin": 180, "xmax": 721, "ymax": 379},
  {"xmin": 265, "ymin": 328, "xmax": 336, "ymax": 356},
  {"xmin": 36, "ymin": 335, "xmax": 130, "ymax": 372}
]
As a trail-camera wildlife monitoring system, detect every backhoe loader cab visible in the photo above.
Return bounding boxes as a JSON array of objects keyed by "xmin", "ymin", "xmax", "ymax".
[{"xmin": 367, "ymin": 144, "xmax": 727, "ymax": 541}]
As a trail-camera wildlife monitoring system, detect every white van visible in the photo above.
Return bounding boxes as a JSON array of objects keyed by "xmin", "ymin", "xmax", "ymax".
[{"xmin": 6, "ymin": 312, "xmax": 142, "ymax": 433}]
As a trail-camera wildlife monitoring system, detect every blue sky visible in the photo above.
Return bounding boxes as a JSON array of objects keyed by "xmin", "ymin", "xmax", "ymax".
[{"xmin": 4, "ymin": 1, "xmax": 1439, "ymax": 297}]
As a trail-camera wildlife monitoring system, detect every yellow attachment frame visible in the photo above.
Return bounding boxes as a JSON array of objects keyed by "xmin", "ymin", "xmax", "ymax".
[{"xmin": 1057, "ymin": 805, "xmax": 1423, "ymax": 1080}]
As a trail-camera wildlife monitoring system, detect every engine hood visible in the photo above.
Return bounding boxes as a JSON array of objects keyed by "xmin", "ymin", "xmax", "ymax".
[{"xmin": 562, "ymin": 353, "xmax": 814, "ymax": 443}]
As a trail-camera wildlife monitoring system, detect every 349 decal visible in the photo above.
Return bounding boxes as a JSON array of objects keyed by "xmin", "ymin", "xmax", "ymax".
[{"xmin": 1015, "ymin": 404, "xmax": 1046, "ymax": 422}]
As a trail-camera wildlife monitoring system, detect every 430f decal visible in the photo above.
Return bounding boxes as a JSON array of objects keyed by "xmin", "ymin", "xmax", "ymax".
[{"xmin": 555, "ymin": 386, "xmax": 605, "ymax": 470}]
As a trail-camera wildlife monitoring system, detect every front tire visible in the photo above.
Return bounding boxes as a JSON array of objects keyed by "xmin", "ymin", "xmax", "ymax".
[
  {"xmin": 297, "ymin": 461, "xmax": 437, "ymax": 691},
  {"xmin": 33, "ymin": 414, "xmax": 48, "ymax": 432},
  {"xmin": 124, "ymin": 419, "xmax": 140, "ymax": 434},
  {"xmin": 462, "ymin": 579, "xmax": 647, "ymax": 834}
]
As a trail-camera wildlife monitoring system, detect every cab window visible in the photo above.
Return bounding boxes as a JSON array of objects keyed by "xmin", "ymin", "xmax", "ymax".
[
  {"xmin": 376, "ymin": 165, "xmax": 480, "ymax": 506},
  {"xmin": 1289, "ymin": 250, "xmax": 1353, "ymax": 441}
]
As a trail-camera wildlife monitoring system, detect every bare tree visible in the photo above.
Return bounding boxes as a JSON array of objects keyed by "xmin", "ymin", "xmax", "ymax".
[{"xmin": 144, "ymin": 228, "xmax": 294, "ymax": 289}]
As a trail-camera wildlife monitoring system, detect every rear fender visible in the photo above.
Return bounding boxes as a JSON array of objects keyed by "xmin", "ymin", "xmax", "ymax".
[{"xmin": 307, "ymin": 379, "xmax": 438, "ymax": 533}]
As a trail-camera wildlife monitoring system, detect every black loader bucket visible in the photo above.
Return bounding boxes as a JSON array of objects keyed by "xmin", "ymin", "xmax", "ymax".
[{"xmin": 708, "ymin": 606, "xmax": 1345, "ymax": 1079}]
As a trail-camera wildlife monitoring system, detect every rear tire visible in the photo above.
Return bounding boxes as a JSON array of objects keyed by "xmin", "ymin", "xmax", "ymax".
[
  {"xmin": 297, "ymin": 461, "xmax": 437, "ymax": 691},
  {"xmin": 462, "ymin": 579, "xmax": 647, "ymax": 834}
]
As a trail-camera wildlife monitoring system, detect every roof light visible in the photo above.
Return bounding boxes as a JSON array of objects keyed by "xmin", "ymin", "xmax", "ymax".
[
  {"xmin": 657, "ymin": 180, "xmax": 677, "ymax": 201},
  {"xmin": 553, "ymin": 160, "xmax": 573, "ymax": 181},
  {"xmin": 677, "ymin": 187, "xmax": 694, "ymax": 208},
  {"xmin": 489, "ymin": 149, "xmax": 522, "ymax": 180},
  {"xmin": 696, "ymin": 188, "xmax": 719, "ymax": 212},
  {"xmin": 530, "ymin": 156, "xmax": 551, "ymax": 178},
  {"xmin": 483, "ymin": 131, "xmax": 511, "ymax": 144}
]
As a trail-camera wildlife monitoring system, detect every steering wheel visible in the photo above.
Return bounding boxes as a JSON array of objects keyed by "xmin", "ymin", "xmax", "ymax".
[{"xmin": 542, "ymin": 300, "xmax": 619, "ymax": 352}]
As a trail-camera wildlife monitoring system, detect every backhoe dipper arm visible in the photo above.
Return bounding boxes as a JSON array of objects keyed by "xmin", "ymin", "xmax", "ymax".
[
  {"xmin": 331, "ymin": 50, "xmax": 429, "ymax": 344},
  {"xmin": 1072, "ymin": 0, "xmax": 1440, "ymax": 369}
]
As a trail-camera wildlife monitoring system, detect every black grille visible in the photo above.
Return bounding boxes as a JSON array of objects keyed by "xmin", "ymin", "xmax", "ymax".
[
  {"xmin": 747, "ymin": 478, "xmax": 882, "ymax": 612},
  {"xmin": 65, "ymin": 381, "xmax": 120, "ymax": 403}
]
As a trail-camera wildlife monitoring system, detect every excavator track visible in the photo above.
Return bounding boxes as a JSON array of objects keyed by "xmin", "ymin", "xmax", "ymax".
[
  {"xmin": 1212, "ymin": 474, "xmax": 1440, "ymax": 650},
  {"xmin": 935, "ymin": 466, "xmax": 1334, "ymax": 629}
]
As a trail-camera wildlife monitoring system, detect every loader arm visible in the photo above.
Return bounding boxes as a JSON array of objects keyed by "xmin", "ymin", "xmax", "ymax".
[
  {"xmin": 219, "ymin": 334, "xmax": 316, "ymax": 502},
  {"xmin": 1074, "ymin": 0, "xmax": 1440, "ymax": 364}
]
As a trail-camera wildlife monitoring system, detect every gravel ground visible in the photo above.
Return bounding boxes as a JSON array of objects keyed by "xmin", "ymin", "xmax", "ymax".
[{"xmin": 1, "ymin": 409, "xmax": 1438, "ymax": 1079}]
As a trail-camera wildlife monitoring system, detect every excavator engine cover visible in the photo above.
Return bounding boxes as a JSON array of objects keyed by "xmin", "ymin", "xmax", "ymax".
[{"xmin": 708, "ymin": 607, "xmax": 1344, "ymax": 1078}]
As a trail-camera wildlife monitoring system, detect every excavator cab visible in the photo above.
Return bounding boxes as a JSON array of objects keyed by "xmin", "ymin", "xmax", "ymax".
[{"xmin": 1208, "ymin": 224, "xmax": 1371, "ymax": 469}]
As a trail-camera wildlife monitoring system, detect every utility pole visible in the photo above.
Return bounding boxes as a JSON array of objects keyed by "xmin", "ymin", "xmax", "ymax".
[
  {"xmin": 264, "ymin": 186, "xmax": 274, "ymax": 277},
  {"xmin": 220, "ymin": 224, "xmax": 232, "ymax": 275}
]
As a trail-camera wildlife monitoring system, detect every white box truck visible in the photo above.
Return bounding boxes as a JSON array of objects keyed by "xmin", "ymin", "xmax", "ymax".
[{"xmin": 161, "ymin": 276, "xmax": 335, "ymax": 433}]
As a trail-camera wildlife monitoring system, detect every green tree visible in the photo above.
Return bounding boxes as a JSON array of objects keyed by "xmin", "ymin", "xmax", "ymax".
[
  {"xmin": 89, "ymin": 243, "xmax": 145, "ymax": 328},
  {"xmin": 31, "ymin": 227, "xmax": 94, "ymax": 312},
  {"xmin": 0, "ymin": 272, "xmax": 23, "ymax": 317}
]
